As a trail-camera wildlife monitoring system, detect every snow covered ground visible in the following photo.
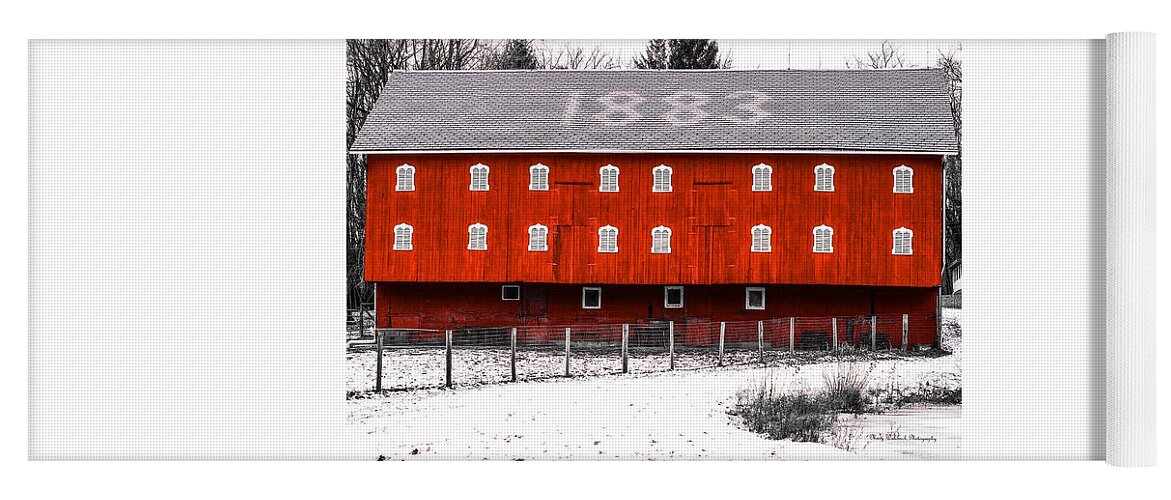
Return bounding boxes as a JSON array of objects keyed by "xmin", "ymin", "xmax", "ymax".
[{"xmin": 348, "ymin": 350, "xmax": 960, "ymax": 460}]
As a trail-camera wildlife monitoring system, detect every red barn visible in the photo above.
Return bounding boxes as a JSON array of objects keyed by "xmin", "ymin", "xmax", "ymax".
[{"xmin": 351, "ymin": 69, "xmax": 957, "ymax": 348}]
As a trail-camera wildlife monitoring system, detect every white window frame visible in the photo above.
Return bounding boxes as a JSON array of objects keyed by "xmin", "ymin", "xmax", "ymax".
[
  {"xmin": 529, "ymin": 163, "xmax": 550, "ymax": 191},
  {"xmin": 651, "ymin": 226, "xmax": 672, "ymax": 254},
  {"xmin": 652, "ymin": 165, "xmax": 673, "ymax": 193},
  {"xmin": 893, "ymin": 165, "xmax": 914, "ymax": 194},
  {"xmin": 501, "ymin": 285, "xmax": 521, "ymax": 301},
  {"xmin": 814, "ymin": 163, "xmax": 835, "ymax": 192},
  {"xmin": 751, "ymin": 163, "xmax": 773, "ymax": 192},
  {"xmin": 582, "ymin": 287, "xmax": 602, "ymax": 309},
  {"xmin": 392, "ymin": 223, "xmax": 413, "ymax": 251},
  {"xmin": 892, "ymin": 227, "xmax": 914, "ymax": 255},
  {"xmin": 469, "ymin": 163, "xmax": 490, "ymax": 191},
  {"xmin": 664, "ymin": 286, "xmax": 684, "ymax": 308},
  {"xmin": 746, "ymin": 287, "xmax": 766, "ymax": 310},
  {"xmin": 468, "ymin": 223, "xmax": 488, "ymax": 251},
  {"xmin": 528, "ymin": 223, "xmax": 549, "ymax": 252},
  {"xmin": 597, "ymin": 225, "xmax": 619, "ymax": 253},
  {"xmin": 751, "ymin": 224, "xmax": 772, "ymax": 253},
  {"xmin": 599, "ymin": 164, "xmax": 620, "ymax": 192},
  {"xmin": 395, "ymin": 164, "xmax": 416, "ymax": 192},
  {"xmin": 813, "ymin": 225, "xmax": 834, "ymax": 253}
]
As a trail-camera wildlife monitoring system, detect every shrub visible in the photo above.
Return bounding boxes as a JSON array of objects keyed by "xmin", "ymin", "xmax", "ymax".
[
  {"xmin": 730, "ymin": 378, "xmax": 837, "ymax": 443},
  {"xmin": 821, "ymin": 362, "xmax": 873, "ymax": 414}
]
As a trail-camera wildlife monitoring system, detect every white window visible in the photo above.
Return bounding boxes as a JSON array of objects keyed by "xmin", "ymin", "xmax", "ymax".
[
  {"xmin": 597, "ymin": 225, "xmax": 618, "ymax": 253},
  {"xmin": 751, "ymin": 224, "xmax": 772, "ymax": 253},
  {"xmin": 892, "ymin": 227, "xmax": 913, "ymax": 255},
  {"xmin": 582, "ymin": 287, "xmax": 602, "ymax": 309},
  {"xmin": 396, "ymin": 164, "xmax": 416, "ymax": 192},
  {"xmin": 814, "ymin": 163, "xmax": 835, "ymax": 192},
  {"xmin": 664, "ymin": 286, "xmax": 684, "ymax": 308},
  {"xmin": 468, "ymin": 223, "xmax": 488, "ymax": 250},
  {"xmin": 652, "ymin": 165, "xmax": 673, "ymax": 192},
  {"xmin": 813, "ymin": 225, "xmax": 834, "ymax": 253},
  {"xmin": 746, "ymin": 287, "xmax": 766, "ymax": 310},
  {"xmin": 469, "ymin": 163, "xmax": 490, "ymax": 191},
  {"xmin": 651, "ymin": 226, "xmax": 672, "ymax": 254},
  {"xmin": 599, "ymin": 164, "xmax": 620, "ymax": 192},
  {"xmin": 528, "ymin": 224, "xmax": 549, "ymax": 252},
  {"xmin": 752, "ymin": 163, "xmax": 773, "ymax": 191},
  {"xmin": 501, "ymin": 285, "xmax": 520, "ymax": 301},
  {"xmin": 393, "ymin": 223, "xmax": 413, "ymax": 251},
  {"xmin": 529, "ymin": 163, "xmax": 549, "ymax": 191},
  {"xmin": 893, "ymin": 165, "xmax": 913, "ymax": 194}
]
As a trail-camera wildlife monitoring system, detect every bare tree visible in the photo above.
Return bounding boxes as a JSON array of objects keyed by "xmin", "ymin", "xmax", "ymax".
[
  {"xmin": 539, "ymin": 45, "xmax": 620, "ymax": 70},
  {"xmin": 848, "ymin": 40, "xmax": 914, "ymax": 69},
  {"xmin": 346, "ymin": 40, "xmax": 415, "ymax": 309},
  {"xmin": 410, "ymin": 39, "xmax": 485, "ymax": 70},
  {"xmin": 936, "ymin": 47, "xmax": 962, "ymax": 294}
]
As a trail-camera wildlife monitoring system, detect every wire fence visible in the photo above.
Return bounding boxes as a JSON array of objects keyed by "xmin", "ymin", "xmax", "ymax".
[{"xmin": 351, "ymin": 313, "xmax": 932, "ymax": 392}]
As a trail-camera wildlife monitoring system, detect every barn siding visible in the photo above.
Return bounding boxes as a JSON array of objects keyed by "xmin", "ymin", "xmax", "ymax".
[
  {"xmin": 365, "ymin": 153, "xmax": 943, "ymax": 287},
  {"xmin": 376, "ymin": 282, "xmax": 938, "ymax": 346}
]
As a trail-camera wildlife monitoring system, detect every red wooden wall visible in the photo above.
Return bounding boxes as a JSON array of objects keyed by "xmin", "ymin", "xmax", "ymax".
[
  {"xmin": 376, "ymin": 282, "xmax": 939, "ymax": 346},
  {"xmin": 365, "ymin": 153, "xmax": 943, "ymax": 287}
]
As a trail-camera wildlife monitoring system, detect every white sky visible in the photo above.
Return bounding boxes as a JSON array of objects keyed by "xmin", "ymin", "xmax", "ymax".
[{"xmin": 533, "ymin": 39, "xmax": 961, "ymax": 69}]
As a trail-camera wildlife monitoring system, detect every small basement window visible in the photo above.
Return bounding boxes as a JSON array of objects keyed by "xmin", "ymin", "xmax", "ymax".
[
  {"xmin": 582, "ymin": 287, "xmax": 602, "ymax": 309},
  {"xmin": 501, "ymin": 285, "xmax": 520, "ymax": 301},
  {"xmin": 396, "ymin": 164, "xmax": 416, "ymax": 191},
  {"xmin": 664, "ymin": 286, "xmax": 684, "ymax": 308},
  {"xmin": 746, "ymin": 287, "xmax": 766, "ymax": 310}
]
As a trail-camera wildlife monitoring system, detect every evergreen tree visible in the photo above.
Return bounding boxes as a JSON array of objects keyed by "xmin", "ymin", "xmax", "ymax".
[
  {"xmin": 487, "ymin": 39, "xmax": 539, "ymax": 70},
  {"xmin": 634, "ymin": 39, "xmax": 728, "ymax": 69},
  {"xmin": 667, "ymin": 39, "xmax": 725, "ymax": 69},
  {"xmin": 633, "ymin": 39, "xmax": 668, "ymax": 69}
]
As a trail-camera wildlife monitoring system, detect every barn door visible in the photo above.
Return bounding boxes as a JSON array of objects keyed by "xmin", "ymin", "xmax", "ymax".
[{"xmin": 522, "ymin": 286, "xmax": 548, "ymax": 325}]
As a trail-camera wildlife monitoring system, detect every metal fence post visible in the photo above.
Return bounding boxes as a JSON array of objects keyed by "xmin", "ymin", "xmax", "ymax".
[
  {"xmin": 718, "ymin": 322, "xmax": 726, "ymax": 367},
  {"xmin": 870, "ymin": 315, "xmax": 877, "ymax": 351},
  {"xmin": 789, "ymin": 317, "xmax": 795, "ymax": 353},
  {"xmin": 357, "ymin": 302, "xmax": 365, "ymax": 338},
  {"xmin": 445, "ymin": 329, "xmax": 453, "ymax": 389},
  {"xmin": 621, "ymin": 324, "xmax": 629, "ymax": 374},
  {"xmin": 510, "ymin": 327, "xmax": 518, "ymax": 383},
  {"xmin": 564, "ymin": 327, "xmax": 571, "ymax": 377},
  {"xmin": 832, "ymin": 317, "xmax": 839, "ymax": 351},
  {"xmin": 374, "ymin": 328, "xmax": 383, "ymax": 393},
  {"xmin": 668, "ymin": 321, "xmax": 675, "ymax": 370},
  {"xmin": 902, "ymin": 314, "xmax": 909, "ymax": 353},
  {"xmin": 757, "ymin": 320, "xmax": 764, "ymax": 363}
]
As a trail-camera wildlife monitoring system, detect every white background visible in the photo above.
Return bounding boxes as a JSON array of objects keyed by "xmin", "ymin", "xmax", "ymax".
[{"xmin": 5, "ymin": 0, "xmax": 1170, "ymax": 498}]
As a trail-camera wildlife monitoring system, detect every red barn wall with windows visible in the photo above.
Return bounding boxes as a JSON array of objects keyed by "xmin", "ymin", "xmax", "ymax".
[
  {"xmin": 365, "ymin": 152, "xmax": 943, "ymax": 346},
  {"xmin": 364, "ymin": 153, "xmax": 942, "ymax": 286}
]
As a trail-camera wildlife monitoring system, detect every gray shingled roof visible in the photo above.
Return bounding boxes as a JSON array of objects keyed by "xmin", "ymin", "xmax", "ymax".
[{"xmin": 351, "ymin": 69, "xmax": 958, "ymax": 153}]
